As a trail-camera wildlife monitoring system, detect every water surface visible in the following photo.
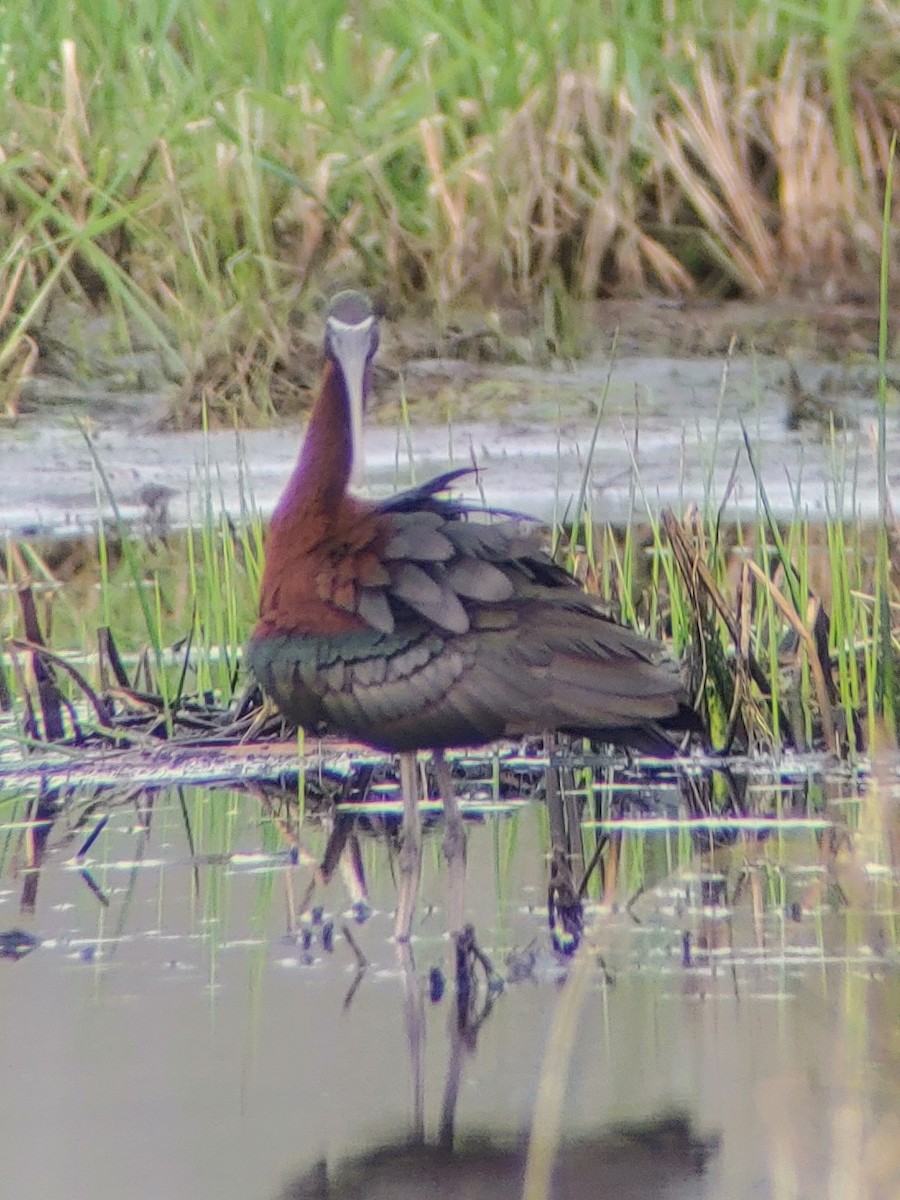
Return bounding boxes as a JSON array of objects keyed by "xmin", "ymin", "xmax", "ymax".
[{"xmin": 1, "ymin": 761, "xmax": 897, "ymax": 1200}]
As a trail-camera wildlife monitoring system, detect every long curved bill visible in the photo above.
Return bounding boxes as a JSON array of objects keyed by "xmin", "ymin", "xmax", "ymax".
[{"xmin": 330, "ymin": 319, "xmax": 375, "ymax": 489}]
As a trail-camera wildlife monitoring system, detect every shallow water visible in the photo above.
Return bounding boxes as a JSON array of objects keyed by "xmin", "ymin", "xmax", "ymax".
[{"xmin": 1, "ymin": 760, "xmax": 898, "ymax": 1200}]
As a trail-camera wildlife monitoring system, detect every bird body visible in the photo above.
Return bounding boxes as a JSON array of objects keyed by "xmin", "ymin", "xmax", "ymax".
[
  {"xmin": 248, "ymin": 292, "xmax": 695, "ymax": 756},
  {"xmin": 250, "ymin": 488, "xmax": 693, "ymax": 753}
]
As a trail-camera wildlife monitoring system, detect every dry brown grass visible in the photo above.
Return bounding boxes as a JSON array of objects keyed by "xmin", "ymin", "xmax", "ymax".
[{"xmin": 403, "ymin": 40, "xmax": 897, "ymax": 306}]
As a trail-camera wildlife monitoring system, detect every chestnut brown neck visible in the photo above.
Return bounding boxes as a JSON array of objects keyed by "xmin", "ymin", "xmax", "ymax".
[{"xmin": 273, "ymin": 358, "xmax": 353, "ymax": 525}]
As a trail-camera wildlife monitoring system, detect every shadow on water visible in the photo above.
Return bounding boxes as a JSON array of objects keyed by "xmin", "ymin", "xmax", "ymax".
[
  {"xmin": 0, "ymin": 755, "xmax": 898, "ymax": 1199},
  {"xmin": 281, "ymin": 1113, "xmax": 717, "ymax": 1200}
]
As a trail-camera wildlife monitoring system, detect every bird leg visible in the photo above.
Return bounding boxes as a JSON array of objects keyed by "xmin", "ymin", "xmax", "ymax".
[
  {"xmin": 433, "ymin": 749, "xmax": 466, "ymax": 937},
  {"xmin": 543, "ymin": 733, "xmax": 567, "ymax": 854},
  {"xmin": 394, "ymin": 750, "xmax": 422, "ymax": 941},
  {"xmin": 396, "ymin": 939, "xmax": 425, "ymax": 1141}
]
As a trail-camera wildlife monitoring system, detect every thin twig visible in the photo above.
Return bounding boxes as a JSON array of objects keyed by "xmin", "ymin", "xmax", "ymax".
[{"xmin": 6, "ymin": 638, "xmax": 112, "ymax": 729}]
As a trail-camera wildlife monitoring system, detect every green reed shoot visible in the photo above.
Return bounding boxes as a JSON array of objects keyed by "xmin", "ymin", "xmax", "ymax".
[
  {"xmin": 874, "ymin": 134, "xmax": 898, "ymax": 741},
  {"xmin": 78, "ymin": 420, "xmax": 166, "ymax": 690}
]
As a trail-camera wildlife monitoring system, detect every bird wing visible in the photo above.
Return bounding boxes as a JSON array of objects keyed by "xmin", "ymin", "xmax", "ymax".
[
  {"xmin": 340, "ymin": 471, "xmax": 578, "ymax": 634},
  {"xmin": 249, "ymin": 584, "xmax": 692, "ymax": 753}
]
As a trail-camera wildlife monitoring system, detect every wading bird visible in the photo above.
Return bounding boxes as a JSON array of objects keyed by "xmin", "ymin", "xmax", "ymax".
[{"xmin": 247, "ymin": 292, "xmax": 697, "ymax": 940}]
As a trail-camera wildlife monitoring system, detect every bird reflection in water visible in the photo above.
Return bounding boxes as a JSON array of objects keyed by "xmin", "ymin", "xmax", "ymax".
[{"xmin": 279, "ymin": 1113, "xmax": 717, "ymax": 1200}]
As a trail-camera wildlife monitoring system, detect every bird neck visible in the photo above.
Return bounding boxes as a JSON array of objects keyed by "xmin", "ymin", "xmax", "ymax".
[{"xmin": 276, "ymin": 359, "xmax": 355, "ymax": 521}]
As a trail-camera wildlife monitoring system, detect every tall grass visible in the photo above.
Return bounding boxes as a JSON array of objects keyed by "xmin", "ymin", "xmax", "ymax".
[
  {"xmin": 0, "ymin": 2, "xmax": 897, "ymax": 417},
  {"xmin": 873, "ymin": 135, "xmax": 898, "ymax": 741}
]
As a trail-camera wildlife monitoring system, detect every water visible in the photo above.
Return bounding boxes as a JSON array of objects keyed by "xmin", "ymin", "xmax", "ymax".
[{"xmin": 1, "ymin": 762, "xmax": 898, "ymax": 1200}]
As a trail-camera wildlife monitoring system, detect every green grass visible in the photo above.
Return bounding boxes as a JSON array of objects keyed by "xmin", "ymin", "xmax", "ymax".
[
  {"xmin": 874, "ymin": 135, "xmax": 898, "ymax": 738},
  {"xmin": 0, "ymin": 1, "xmax": 897, "ymax": 419}
]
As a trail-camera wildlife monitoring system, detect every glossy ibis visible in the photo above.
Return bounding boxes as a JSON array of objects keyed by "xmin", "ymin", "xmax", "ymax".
[{"xmin": 247, "ymin": 291, "xmax": 696, "ymax": 939}]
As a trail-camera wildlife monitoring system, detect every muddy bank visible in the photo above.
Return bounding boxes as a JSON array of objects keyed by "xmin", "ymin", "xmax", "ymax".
[
  {"xmin": 2, "ymin": 298, "xmax": 898, "ymax": 538},
  {"xmin": 2, "ymin": 353, "xmax": 896, "ymax": 540}
]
